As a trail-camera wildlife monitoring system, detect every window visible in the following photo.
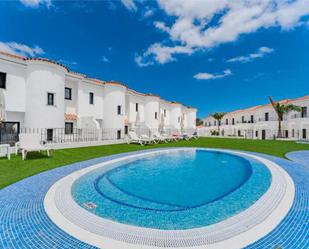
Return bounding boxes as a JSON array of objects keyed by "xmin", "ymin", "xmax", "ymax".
[
  {"xmin": 250, "ymin": 115, "xmax": 254, "ymax": 123},
  {"xmin": 164, "ymin": 109, "xmax": 166, "ymax": 117},
  {"xmin": 242, "ymin": 116, "xmax": 245, "ymax": 123},
  {"xmin": 117, "ymin": 130, "xmax": 121, "ymax": 140},
  {"xmin": 65, "ymin": 122, "xmax": 73, "ymax": 134},
  {"xmin": 265, "ymin": 112, "xmax": 269, "ymax": 121},
  {"xmin": 255, "ymin": 131, "xmax": 258, "ymax": 137},
  {"xmin": 124, "ymin": 125, "xmax": 128, "ymax": 135},
  {"xmin": 47, "ymin": 93, "xmax": 55, "ymax": 106},
  {"xmin": 47, "ymin": 129, "xmax": 53, "ymax": 141},
  {"xmin": 301, "ymin": 107, "xmax": 307, "ymax": 118},
  {"xmin": 89, "ymin": 92, "xmax": 94, "ymax": 104},
  {"xmin": 135, "ymin": 103, "xmax": 139, "ymax": 112},
  {"xmin": 214, "ymin": 121, "xmax": 216, "ymax": 126},
  {"xmin": 178, "ymin": 117, "xmax": 181, "ymax": 123},
  {"xmin": 0, "ymin": 72, "xmax": 6, "ymax": 89},
  {"xmin": 155, "ymin": 112, "xmax": 158, "ymax": 119},
  {"xmin": 226, "ymin": 119, "xmax": 228, "ymax": 125},
  {"xmin": 65, "ymin": 87, "xmax": 72, "ymax": 100},
  {"xmin": 303, "ymin": 129, "xmax": 307, "ymax": 139},
  {"xmin": 232, "ymin": 118, "xmax": 235, "ymax": 125},
  {"xmin": 292, "ymin": 129, "xmax": 295, "ymax": 137},
  {"xmin": 117, "ymin": 105, "xmax": 122, "ymax": 115}
]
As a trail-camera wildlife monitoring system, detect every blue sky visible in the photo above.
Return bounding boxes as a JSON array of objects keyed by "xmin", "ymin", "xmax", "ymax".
[{"xmin": 0, "ymin": 0, "xmax": 309, "ymax": 118}]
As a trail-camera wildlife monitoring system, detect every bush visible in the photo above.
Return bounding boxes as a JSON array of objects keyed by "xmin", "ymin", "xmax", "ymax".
[{"xmin": 210, "ymin": 130, "xmax": 220, "ymax": 136}]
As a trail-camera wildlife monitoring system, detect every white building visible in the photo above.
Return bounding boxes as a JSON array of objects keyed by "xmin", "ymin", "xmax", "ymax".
[
  {"xmin": 201, "ymin": 96, "xmax": 309, "ymax": 140},
  {"xmin": 0, "ymin": 51, "xmax": 197, "ymax": 143}
]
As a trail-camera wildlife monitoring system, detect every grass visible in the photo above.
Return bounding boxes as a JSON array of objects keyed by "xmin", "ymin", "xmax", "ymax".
[{"xmin": 0, "ymin": 137, "xmax": 308, "ymax": 189}]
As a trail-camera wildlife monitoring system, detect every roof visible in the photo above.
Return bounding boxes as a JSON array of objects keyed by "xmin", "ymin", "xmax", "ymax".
[{"xmin": 0, "ymin": 51, "xmax": 69, "ymax": 71}]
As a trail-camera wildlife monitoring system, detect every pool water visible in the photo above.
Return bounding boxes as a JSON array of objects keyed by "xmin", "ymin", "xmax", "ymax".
[{"xmin": 72, "ymin": 149, "xmax": 271, "ymax": 229}]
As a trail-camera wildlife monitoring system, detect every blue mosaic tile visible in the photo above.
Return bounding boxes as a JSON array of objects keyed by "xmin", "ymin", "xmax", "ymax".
[{"xmin": 0, "ymin": 148, "xmax": 308, "ymax": 249}]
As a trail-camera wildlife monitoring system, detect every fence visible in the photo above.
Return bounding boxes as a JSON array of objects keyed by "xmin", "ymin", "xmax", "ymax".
[
  {"xmin": 197, "ymin": 127, "xmax": 309, "ymax": 141},
  {"xmin": 0, "ymin": 127, "xmax": 123, "ymax": 146},
  {"xmin": 0, "ymin": 127, "xmax": 198, "ymax": 146}
]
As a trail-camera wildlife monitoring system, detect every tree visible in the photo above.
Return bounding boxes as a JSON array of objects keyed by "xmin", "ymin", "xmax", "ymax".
[
  {"xmin": 196, "ymin": 118, "xmax": 203, "ymax": 126},
  {"xmin": 211, "ymin": 112, "xmax": 226, "ymax": 134},
  {"xmin": 269, "ymin": 96, "xmax": 301, "ymax": 138}
]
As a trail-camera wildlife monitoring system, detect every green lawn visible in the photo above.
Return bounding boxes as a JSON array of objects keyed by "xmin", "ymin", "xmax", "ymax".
[{"xmin": 1, "ymin": 137, "xmax": 308, "ymax": 189}]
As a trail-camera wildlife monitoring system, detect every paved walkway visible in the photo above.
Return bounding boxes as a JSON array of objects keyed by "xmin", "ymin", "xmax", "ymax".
[{"xmin": 0, "ymin": 149, "xmax": 308, "ymax": 249}]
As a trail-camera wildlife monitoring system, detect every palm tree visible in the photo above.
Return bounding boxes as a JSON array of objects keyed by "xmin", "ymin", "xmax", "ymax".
[
  {"xmin": 211, "ymin": 112, "xmax": 226, "ymax": 134},
  {"xmin": 269, "ymin": 96, "xmax": 301, "ymax": 138}
]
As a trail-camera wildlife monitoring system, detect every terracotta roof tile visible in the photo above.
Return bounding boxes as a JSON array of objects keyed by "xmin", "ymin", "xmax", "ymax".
[{"xmin": 65, "ymin": 113, "xmax": 78, "ymax": 121}]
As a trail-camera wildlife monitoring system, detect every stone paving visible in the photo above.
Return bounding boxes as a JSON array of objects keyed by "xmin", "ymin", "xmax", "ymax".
[{"xmin": 0, "ymin": 149, "xmax": 308, "ymax": 249}]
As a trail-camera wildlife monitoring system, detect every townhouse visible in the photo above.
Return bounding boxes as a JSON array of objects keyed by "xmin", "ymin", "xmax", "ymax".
[
  {"xmin": 202, "ymin": 96, "xmax": 309, "ymax": 140},
  {"xmin": 0, "ymin": 51, "xmax": 197, "ymax": 143}
]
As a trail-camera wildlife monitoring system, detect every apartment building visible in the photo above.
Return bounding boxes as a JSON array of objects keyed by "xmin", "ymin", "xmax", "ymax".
[
  {"xmin": 0, "ymin": 51, "xmax": 197, "ymax": 143},
  {"xmin": 202, "ymin": 96, "xmax": 308, "ymax": 140}
]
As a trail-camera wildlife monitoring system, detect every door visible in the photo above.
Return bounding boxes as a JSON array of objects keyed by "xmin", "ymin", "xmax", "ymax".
[
  {"xmin": 0, "ymin": 122, "xmax": 20, "ymax": 145},
  {"xmin": 262, "ymin": 130, "xmax": 266, "ymax": 140}
]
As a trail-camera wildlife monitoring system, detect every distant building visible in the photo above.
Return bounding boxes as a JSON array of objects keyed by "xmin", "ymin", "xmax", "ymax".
[{"xmin": 202, "ymin": 96, "xmax": 308, "ymax": 140}]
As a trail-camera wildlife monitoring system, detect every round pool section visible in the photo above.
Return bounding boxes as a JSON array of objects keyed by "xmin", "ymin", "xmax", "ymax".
[
  {"xmin": 44, "ymin": 148, "xmax": 294, "ymax": 249},
  {"xmin": 72, "ymin": 149, "xmax": 270, "ymax": 229}
]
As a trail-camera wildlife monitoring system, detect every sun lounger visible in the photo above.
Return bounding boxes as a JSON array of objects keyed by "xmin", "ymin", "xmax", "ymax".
[{"xmin": 19, "ymin": 133, "xmax": 51, "ymax": 160}]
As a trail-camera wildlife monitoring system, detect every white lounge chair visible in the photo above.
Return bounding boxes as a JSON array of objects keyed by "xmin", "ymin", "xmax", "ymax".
[
  {"xmin": 140, "ymin": 134, "xmax": 157, "ymax": 144},
  {"xmin": 19, "ymin": 134, "xmax": 51, "ymax": 160},
  {"xmin": 126, "ymin": 131, "xmax": 153, "ymax": 145},
  {"xmin": 153, "ymin": 131, "xmax": 169, "ymax": 143}
]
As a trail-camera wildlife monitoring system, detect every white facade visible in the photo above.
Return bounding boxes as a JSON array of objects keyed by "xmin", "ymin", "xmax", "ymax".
[
  {"xmin": 0, "ymin": 52, "xmax": 197, "ymax": 139},
  {"xmin": 201, "ymin": 96, "xmax": 309, "ymax": 140}
]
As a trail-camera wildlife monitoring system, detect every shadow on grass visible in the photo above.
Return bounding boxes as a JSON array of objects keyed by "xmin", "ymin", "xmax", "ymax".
[{"xmin": 22, "ymin": 152, "xmax": 50, "ymax": 160}]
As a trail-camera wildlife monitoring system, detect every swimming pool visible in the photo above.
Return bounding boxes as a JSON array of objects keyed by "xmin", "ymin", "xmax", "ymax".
[{"xmin": 71, "ymin": 149, "xmax": 271, "ymax": 229}]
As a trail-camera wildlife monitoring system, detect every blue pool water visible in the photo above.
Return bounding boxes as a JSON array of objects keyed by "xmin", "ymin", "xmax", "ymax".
[{"xmin": 72, "ymin": 149, "xmax": 271, "ymax": 229}]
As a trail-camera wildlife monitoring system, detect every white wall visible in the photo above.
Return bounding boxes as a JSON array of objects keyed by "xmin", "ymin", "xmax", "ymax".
[
  {"xmin": 103, "ymin": 84, "xmax": 126, "ymax": 129},
  {"xmin": 170, "ymin": 104, "xmax": 182, "ymax": 129},
  {"xmin": 0, "ymin": 58, "xmax": 27, "ymax": 113},
  {"xmin": 77, "ymin": 80, "xmax": 104, "ymax": 120},
  {"xmin": 126, "ymin": 93, "xmax": 145, "ymax": 123},
  {"xmin": 24, "ymin": 61, "xmax": 66, "ymax": 128},
  {"xmin": 144, "ymin": 96, "xmax": 160, "ymax": 129}
]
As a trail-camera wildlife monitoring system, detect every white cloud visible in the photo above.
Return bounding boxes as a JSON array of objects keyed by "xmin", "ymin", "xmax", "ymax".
[
  {"xmin": 137, "ymin": 0, "xmax": 309, "ymax": 66},
  {"xmin": 194, "ymin": 69, "xmax": 232, "ymax": 80},
  {"xmin": 135, "ymin": 43, "xmax": 193, "ymax": 67},
  {"xmin": 0, "ymin": 41, "xmax": 45, "ymax": 57},
  {"xmin": 143, "ymin": 8, "xmax": 154, "ymax": 18},
  {"xmin": 20, "ymin": 0, "xmax": 51, "ymax": 8},
  {"xmin": 101, "ymin": 56, "xmax": 110, "ymax": 63},
  {"xmin": 227, "ymin": 46, "xmax": 274, "ymax": 63},
  {"xmin": 121, "ymin": 0, "xmax": 137, "ymax": 11}
]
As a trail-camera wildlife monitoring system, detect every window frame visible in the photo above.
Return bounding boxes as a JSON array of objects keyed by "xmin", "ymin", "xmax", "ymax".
[
  {"xmin": 0, "ymin": 72, "xmax": 6, "ymax": 89},
  {"xmin": 301, "ymin": 107, "xmax": 307, "ymax": 118},
  {"xmin": 117, "ymin": 105, "xmax": 122, "ymax": 115},
  {"xmin": 135, "ymin": 103, "xmax": 139, "ymax": 112},
  {"xmin": 89, "ymin": 92, "xmax": 94, "ymax": 105},
  {"xmin": 47, "ymin": 92, "xmax": 55, "ymax": 106},
  {"xmin": 65, "ymin": 122, "xmax": 74, "ymax": 135},
  {"xmin": 65, "ymin": 87, "xmax": 72, "ymax": 100}
]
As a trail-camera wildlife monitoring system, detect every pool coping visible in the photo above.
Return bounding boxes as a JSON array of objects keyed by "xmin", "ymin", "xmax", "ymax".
[{"xmin": 44, "ymin": 148, "xmax": 295, "ymax": 249}]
